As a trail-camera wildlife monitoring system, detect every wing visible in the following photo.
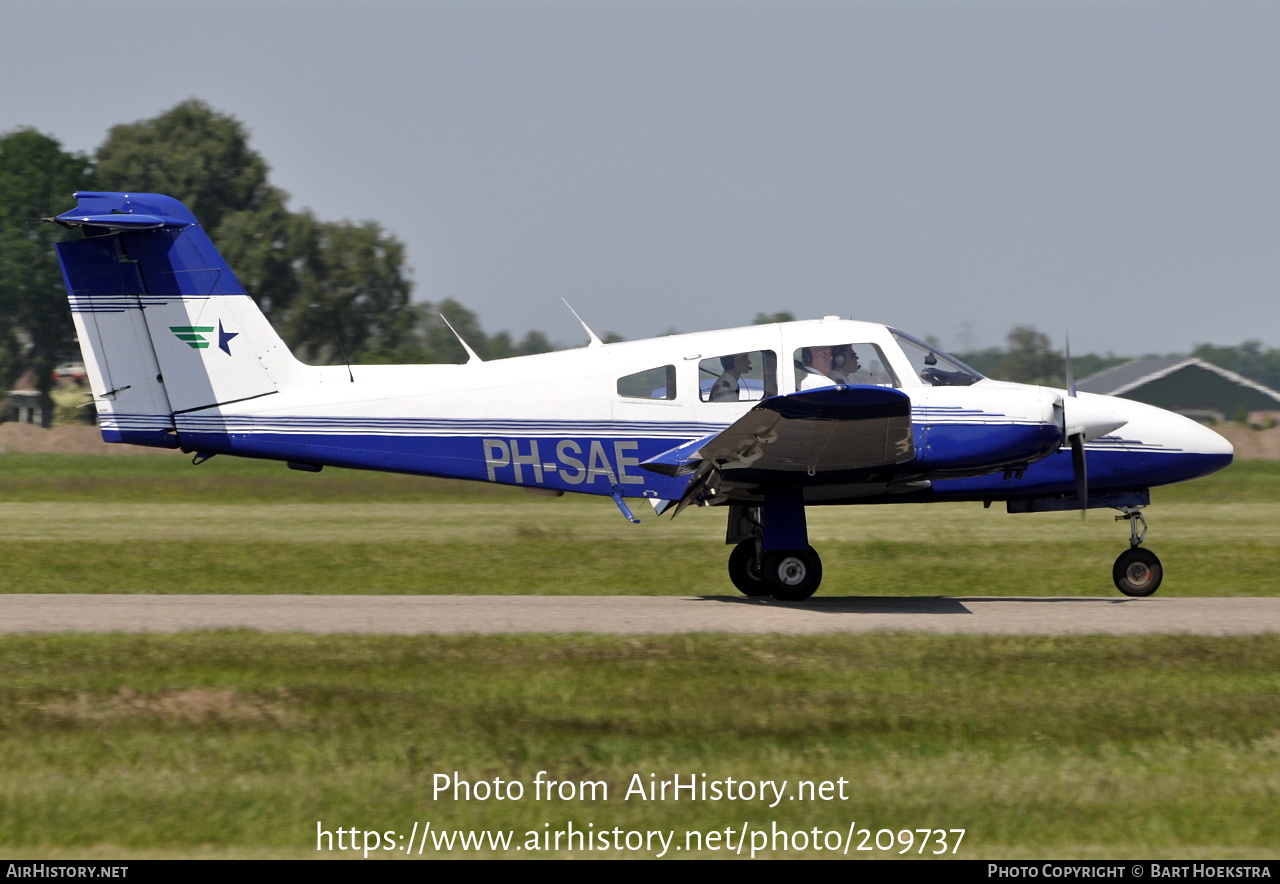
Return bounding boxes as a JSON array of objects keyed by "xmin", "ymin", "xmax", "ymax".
[{"xmin": 641, "ymin": 385, "xmax": 914, "ymax": 514}]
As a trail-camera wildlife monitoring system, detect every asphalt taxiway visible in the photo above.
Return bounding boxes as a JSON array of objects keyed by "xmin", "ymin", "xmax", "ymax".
[{"xmin": 2, "ymin": 594, "xmax": 1278, "ymax": 635}]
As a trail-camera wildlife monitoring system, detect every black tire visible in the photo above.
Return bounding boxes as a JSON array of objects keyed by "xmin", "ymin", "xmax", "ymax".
[
  {"xmin": 727, "ymin": 539, "xmax": 771, "ymax": 597},
  {"xmin": 762, "ymin": 547, "xmax": 823, "ymax": 601},
  {"xmin": 1113, "ymin": 547, "xmax": 1162, "ymax": 597}
]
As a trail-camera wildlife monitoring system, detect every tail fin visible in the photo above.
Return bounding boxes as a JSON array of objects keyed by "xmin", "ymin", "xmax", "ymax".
[{"xmin": 53, "ymin": 192, "xmax": 306, "ymax": 448}]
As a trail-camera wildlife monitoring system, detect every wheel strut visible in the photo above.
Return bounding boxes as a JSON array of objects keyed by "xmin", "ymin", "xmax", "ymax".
[{"xmin": 1115, "ymin": 506, "xmax": 1148, "ymax": 548}]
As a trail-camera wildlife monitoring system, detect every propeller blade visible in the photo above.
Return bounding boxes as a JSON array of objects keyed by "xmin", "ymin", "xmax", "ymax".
[
  {"xmin": 1070, "ymin": 432, "xmax": 1087, "ymax": 519},
  {"xmin": 1065, "ymin": 334, "xmax": 1077, "ymax": 398}
]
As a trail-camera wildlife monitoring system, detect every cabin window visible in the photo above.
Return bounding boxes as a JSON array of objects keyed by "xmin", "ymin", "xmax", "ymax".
[
  {"xmin": 698, "ymin": 350, "xmax": 777, "ymax": 402},
  {"xmin": 793, "ymin": 343, "xmax": 899, "ymax": 390},
  {"xmin": 617, "ymin": 365, "xmax": 677, "ymax": 400}
]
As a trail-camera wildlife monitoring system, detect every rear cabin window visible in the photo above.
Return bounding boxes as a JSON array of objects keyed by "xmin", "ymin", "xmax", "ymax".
[
  {"xmin": 698, "ymin": 350, "xmax": 778, "ymax": 402},
  {"xmin": 617, "ymin": 365, "xmax": 677, "ymax": 400}
]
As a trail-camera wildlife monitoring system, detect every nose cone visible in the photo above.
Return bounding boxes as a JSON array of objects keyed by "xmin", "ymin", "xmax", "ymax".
[
  {"xmin": 1179, "ymin": 414, "xmax": 1234, "ymax": 464},
  {"xmin": 1175, "ymin": 416, "xmax": 1234, "ymax": 483},
  {"xmin": 1115, "ymin": 399, "xmax": 1234, "ymax": 485}
]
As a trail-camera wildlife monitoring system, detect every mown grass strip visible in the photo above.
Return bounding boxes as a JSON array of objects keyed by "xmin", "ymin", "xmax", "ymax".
[
  {"xmin": 0, "ymin": 633, "xmax": 1275, "ymax": 858},
  {"xmin": 0, "ymin": 457, "xmax": 1274, "ymax": 596},
  {"xmin": 0, "ymin": 453, "xmax": 1274, "ymax": 504},
  {"xmin": 0, "ymin": 453, "xmax": 525, "ymax": 503}
]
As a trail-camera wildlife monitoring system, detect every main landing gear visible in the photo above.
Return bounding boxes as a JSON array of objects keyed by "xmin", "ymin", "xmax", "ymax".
[
  {"xmin": 728, "ymin": 539, "xmax": 823, "ymax": 601},
  {"xmin": 725, "ymin": 500, "xmax": 823, "ymax": 601},
  {"xmin": 1112, "ymin": 506, "xmax": 1162, "ymax": 597}
]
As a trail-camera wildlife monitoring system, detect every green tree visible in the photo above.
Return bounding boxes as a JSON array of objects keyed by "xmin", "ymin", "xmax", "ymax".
[
  {"xmin": 419, "ymin": 299, "xmax": 489, "ymax": 363},
  {"xmin": 516, "ymin": 329, "xmax": 555, "ymax": 356},
  {"xmin": 1000, "ymin": 325, "xmax": 1063, "ymax": 385},
  {"xmin": 266, "ymin": 213, "xmax": 413, "ymax": 363},
  {"xmin": 753, "ymin": 311, "xmax": 795, "ymax": 325},
  {"xmin": 954, "ymin": 332, "xmax": 1129, "ymax": 386},
  {"xmin": 215, "ymin": 200, "xmax": 305, "ymax": 319},
  {"xmin": 0, "ymin": 129, "xmax": 95, "ymax": 423},
  {"xmin": 94, "ymin": 99, "xmax": 278, "ymax": 233},
  {"xmin": 94, "ymin": 101, "xmax": 412, "ymax": 361}
]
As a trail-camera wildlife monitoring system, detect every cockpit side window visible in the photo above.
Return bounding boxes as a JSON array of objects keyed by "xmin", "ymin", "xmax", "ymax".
[
  {"xmin": 792, "ymin": 343, "xmax": 899, "ymax": 391},
  {"xmin": 617, "ymin": 365, "xmax": 677, "ymax": 400},
  {"xmin": 890, "ymin": 330, "xmax": 983, "ymax": 387},
  {"xmin": 698, "ymin": 350, "xmax": 777, "ymax": 402}
]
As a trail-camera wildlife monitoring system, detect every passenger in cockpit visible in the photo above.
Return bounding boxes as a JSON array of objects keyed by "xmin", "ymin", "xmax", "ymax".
[{"xmin": 709, "ymin": 353, "xmax": 752, "ymax": 401}]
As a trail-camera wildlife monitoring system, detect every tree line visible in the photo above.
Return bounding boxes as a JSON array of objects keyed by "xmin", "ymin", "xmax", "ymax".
[
  {"xmin": 950, "ymin": 327, "xmax": 1280, "ymax": 393},
  {"xmin": 3, "ymin": 100, "xmax": 1278, "ymax": 425},
  {"xmin": 0, "ymin": 100, "xmax": 583, "ymax": 423}
]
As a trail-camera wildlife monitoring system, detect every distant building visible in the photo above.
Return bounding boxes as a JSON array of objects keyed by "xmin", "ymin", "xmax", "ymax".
[
  {"xmin": 1077, "ymin": 357, "xmax": 1280, "ymax": 423},
  {"xmin": 5, "ymin": 369, "xmax": 47, "ymax": 426}
]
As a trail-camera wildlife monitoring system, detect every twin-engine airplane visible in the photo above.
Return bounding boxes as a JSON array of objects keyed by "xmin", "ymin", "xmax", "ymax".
[{"xmin": 51, "ymin": 192, "xmax": 1233, "ymax": 600}]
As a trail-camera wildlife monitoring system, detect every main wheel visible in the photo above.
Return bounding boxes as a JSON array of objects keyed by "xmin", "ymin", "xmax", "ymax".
[
  {"xmin": 727, "ymin": 539, "xmax": 771, "ymax": 597},
  {"xmin": 1113, "ymin": 547, "xmax": 1162, "ymax": 597},
  {"xmin": 762, "ymin": 547, "xmax": 823, "ymax": 601}
]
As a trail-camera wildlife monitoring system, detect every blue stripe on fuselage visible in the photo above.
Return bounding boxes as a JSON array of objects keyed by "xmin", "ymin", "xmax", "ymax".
[
  {"xmin": 175, "ymin": 429, "xmax": 694, "ymax": 499},
  {"xmin": 120, "ymin": 411, "xmax": 1229, "ymax": 503}
]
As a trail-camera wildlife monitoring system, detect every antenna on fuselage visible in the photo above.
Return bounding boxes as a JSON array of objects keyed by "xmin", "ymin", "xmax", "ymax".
[
  {"xmin": 561, "ymin": 298, "xmax": 604, "ymax": 348},
  {"xmin": 440, "ymin": 314, "xmax": 483, "ymax": 364},
  {"xmin": 334, "ymin": 335, "xmax": 355, "ymax": 383}
]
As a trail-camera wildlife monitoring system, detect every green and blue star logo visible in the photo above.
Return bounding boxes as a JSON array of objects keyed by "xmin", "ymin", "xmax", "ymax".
[{"xmin": 170, "ymin": 321, "xmax": 239, "ymax": 355}]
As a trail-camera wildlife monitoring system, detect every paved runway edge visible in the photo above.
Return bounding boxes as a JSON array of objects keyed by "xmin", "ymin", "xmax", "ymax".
[{"xmin": 2, "ymin": 595, "xmax": 1278, "ymax": 635}]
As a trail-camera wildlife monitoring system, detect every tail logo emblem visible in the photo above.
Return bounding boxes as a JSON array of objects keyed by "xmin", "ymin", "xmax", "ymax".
[
  {"xmin": 218, "ymin": 321, "xmax": 239, "ymax": 355},
  {"xmin": 170, "ymin": 325, "xmax": 214, "ymax": 349},
  {"xmin": 169, "ymin": 321, "xmax": 239, "ymax": 355}
]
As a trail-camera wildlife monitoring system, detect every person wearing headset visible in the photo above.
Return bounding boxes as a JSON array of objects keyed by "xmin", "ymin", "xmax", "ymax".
[
  {"xmin": 798, "ymin": 345, "xmax": 851, "ymax": 389},
  {"xmin": 709, "ymin": 352, "xmax": 753, "ymax": 401}
]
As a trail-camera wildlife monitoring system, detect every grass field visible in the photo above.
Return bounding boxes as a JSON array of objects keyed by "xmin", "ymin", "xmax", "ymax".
[
  {"xmin": 1, "ymin": 633, "xmax": 1277, "ymax": 859},
  {"xmin": 0, "ymin": 454, "xmax": 1275, "ymax": 596},
  {"xmin": 0, "ymin": 454, "xmax": 1276, "ymax": 859}
]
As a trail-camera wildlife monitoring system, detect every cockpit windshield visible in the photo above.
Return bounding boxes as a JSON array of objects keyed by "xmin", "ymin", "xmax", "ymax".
[{"xmin": 890, "ymin": 329, "xmax": 984, "ymax": 387}]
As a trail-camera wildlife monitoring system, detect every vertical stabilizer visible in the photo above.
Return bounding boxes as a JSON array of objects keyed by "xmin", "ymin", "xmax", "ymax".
[{"xmin": 53, "ymin": 192, "xmax": 307, "ymax": 447}]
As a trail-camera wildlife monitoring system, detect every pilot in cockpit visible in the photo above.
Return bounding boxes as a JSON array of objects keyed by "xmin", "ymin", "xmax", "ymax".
[{"xmin": 798, "ymin": 345, "xmax": 844, "ymax": 390}]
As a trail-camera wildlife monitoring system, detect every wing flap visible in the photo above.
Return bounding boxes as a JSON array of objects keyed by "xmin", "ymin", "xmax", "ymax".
[{"xmin": 642, "ymin": 385, "xmax": 914, "ymax": 478}]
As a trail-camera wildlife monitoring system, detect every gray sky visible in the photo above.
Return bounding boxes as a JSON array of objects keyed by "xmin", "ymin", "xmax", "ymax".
[{"xmin": 3, "ymin": 0, "xmax": 1278, "ymax": 355}]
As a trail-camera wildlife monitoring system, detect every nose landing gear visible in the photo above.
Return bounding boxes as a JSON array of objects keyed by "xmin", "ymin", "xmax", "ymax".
[{"xmin": 1112, "ymin": 507, "xmax": 1162, "ymax": 597}]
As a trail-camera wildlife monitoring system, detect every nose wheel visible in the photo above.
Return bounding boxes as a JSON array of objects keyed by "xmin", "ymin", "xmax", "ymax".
[
  {"xmin": 1113, "ymin": 547, "xmax": 1162, "ymax": 597},
  {"xmin": 1112, "ymin": 507, "xmax": 1162, "ymax": 597}
]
